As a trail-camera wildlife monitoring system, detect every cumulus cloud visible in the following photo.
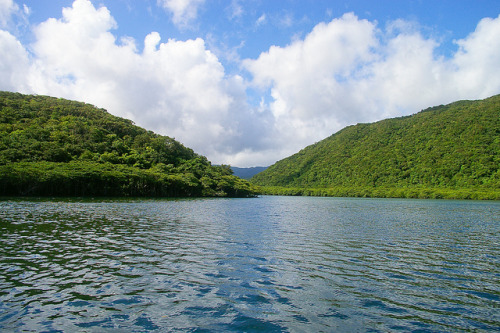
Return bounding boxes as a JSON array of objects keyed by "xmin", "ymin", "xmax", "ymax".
[
  {"xmin": 244, "ymin": 13, "xmax": 500, "ymax": 161},
  {"xmin": 452, "ymin": 15, "xmax": 500, "ymax": 97},
  {"xmin": 157, "ymin": 0, "xmax": 205, "ymax": 28},
  {"xmin": 0, "ymin": 30, "xmax": 30, "ymax": 91}
]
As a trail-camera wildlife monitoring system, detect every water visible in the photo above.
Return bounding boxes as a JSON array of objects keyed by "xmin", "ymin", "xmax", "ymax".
[{"xmin": 0, "ymin": 196, "xmax": 499, "ymax": 332}]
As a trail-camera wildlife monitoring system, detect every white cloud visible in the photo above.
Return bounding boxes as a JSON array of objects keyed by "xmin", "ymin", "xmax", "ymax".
[
  {"xmin": 157, "ymin": 0, "xmax": 204, "ymax": 28},
  {"xmin": 0, "ymin": 0, "xmax": 17, "ymax": 27},
  {"xmin": 244, "ymin": 13, "xmax": 500, "ymax": 163},
  {"xmin": 228, "ymin": 0, "xmax": 243, "ymax": 20},
  {"xmin": 452, "ymin": 15, "xmax": 500, "ymax": 98},
  {"xmin": 0, "ymin": 0, "xmax": 29, "ymax": 30},
  {"xmin": 256, "ymin": 13, "xmax": 266, "ymax": 26},
  {"xmin": 0, "ymin": 29, "xmax": 30, "ymax": 91}
]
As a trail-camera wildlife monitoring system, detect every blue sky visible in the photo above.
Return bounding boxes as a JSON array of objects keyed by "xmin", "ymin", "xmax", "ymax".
[
  {"xmin": 19, "ymin": 1, "xmax": 498, "ymax": 64},
  {"xmin": 1, "ymin": 0, "xmax": 499, "ymax": 166}
]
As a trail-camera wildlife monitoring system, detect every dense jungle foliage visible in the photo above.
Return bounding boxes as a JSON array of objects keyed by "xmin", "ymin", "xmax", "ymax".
[
  {"xmin": 252, "ymin": 94, "xmax": 500, "ymax": 199},
  {"xmin": 0, "ymin": 91, "xmax": 257, "ymax": 197}
]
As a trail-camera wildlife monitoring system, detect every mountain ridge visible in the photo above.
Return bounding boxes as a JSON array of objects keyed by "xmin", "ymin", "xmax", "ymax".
[{"xmin": 231, "ymin": 166, "xmax": 268, "ymax": 179}]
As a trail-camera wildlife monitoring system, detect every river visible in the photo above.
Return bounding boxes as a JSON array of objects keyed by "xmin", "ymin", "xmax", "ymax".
[{"xmin": 0, "ymin": 196, "xmax": 499, "ymax": 332}]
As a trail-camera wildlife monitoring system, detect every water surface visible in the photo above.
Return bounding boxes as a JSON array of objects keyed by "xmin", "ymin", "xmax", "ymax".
[{"xmin": 0, "ymin": 196, "xmax": 499, "ymax": 332}]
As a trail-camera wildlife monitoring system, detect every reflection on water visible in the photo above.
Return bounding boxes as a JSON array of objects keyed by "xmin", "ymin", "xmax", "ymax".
[{"xmin": 0, "ymin": 196, "xmax": 499, "ymax": 332}]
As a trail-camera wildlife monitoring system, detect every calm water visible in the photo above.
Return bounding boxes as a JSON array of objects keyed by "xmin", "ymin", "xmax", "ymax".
[{"xmin": 0, "ymin": 196, "xmax": 499, "ymax": 332}]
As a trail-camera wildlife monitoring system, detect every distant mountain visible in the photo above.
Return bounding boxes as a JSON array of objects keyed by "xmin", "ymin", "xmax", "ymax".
[
  {"xmin": 251, "ymin": 94, "xmax": 500, "ymax": 199},
  {"xmin": 231, "ymin": 166, "xmax": 268, "ymax": 179},
  {"xmin": 0, "ymin": 91, "xmax": 257, "ymax": 197}
]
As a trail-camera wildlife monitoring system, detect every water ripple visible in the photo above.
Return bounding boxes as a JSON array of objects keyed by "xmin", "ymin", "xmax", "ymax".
[{"xmin": 0, "ymin": 197, "xmax": 499, "ymax": 332}]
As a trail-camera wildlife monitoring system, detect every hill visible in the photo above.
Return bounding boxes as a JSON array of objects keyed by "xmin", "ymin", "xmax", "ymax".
[
  {"xmin": 251, "ymin": 95, "xmax": 500, "ymax": 199},
  {"xmin": 231, "ymin": 166, "xmax": 268, "ymax": 179},
  {"xmin": 0, "ymin": 91, "xmax": 257, "ymax": 197}
]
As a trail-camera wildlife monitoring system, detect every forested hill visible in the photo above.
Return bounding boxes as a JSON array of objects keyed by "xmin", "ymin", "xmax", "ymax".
[
  {"xmin": 251, "ymin": 94, "xmax": 500, "ymax": 199},
  {"xmin": 0, "ymin": 91, "xmax": 257, "ymax": 197}
]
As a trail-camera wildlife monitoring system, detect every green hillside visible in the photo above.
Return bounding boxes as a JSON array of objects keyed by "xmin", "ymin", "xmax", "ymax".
[
  {"xmin": 0, "ymin": 91, "xmax": 257, "ymax": 197},
  {"xmin": 252, "ymin": 95, "xmax": 500, "ymax": 199}
]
